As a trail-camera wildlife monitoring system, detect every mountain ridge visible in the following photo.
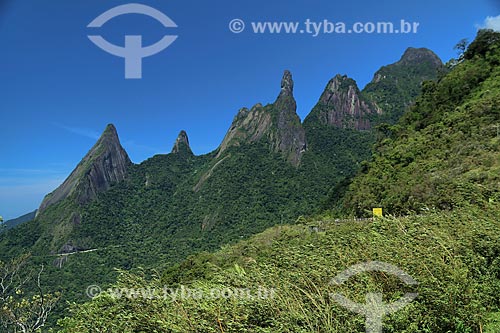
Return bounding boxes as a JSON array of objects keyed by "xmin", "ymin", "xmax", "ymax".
[
  {"xmin": 24, "ymin": 45, "xmax": 444, "ymax": 254},
  {"xmin": 362, "ymin": 47, "xmax": 444, "ymax": 124},
  {"xmin": 343, "ymin": 30, "xmax": 500, "ymax": 215},
  {"xmin": 0, "ymin": 44, "xmax": 448, "ymax": 329},
  {"xmin": 36, "ymin": 124, "xmax": 131, "ymax": 216},
  {"xmin": 216, "ymin": 70, "xmax": 306, "ymax": 166}
]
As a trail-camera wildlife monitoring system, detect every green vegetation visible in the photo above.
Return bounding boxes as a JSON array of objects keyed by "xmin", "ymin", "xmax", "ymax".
[
  {"xmin": 0, "ymin": 254, "xmax": 60, "ymax": 333},
  {"xmin": 2, "ymin": 31, "xmax": 499, "ymax": 332},
  {"xmin": 55, "ymin": 30, "xmax": 500, "ymax": 332},
  {"xmin": 0, "ymin": 138, "xmax": 368, "ymax": 326},
  {"xmin": 362, "ymin": 47, "xmax": 444, "ymax": 125},
  {"xmin": 0, "ymin": 211, "xmax": 36, "ymax": 233},
  {"xmin": 58, "ymin": 204, "xmax": 500, "ymax": 332},
  {"xmin": 343, "ymin": 30, "xmax": 500, "ymax": 216}
]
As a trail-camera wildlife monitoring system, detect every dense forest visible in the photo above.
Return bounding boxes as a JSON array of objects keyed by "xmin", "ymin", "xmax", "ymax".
[{"xmin": 1, "ymin": 30, "xmax": 499, "ymax": 332}]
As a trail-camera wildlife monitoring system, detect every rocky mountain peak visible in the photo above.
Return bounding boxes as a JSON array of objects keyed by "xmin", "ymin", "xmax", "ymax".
[
  {"xmin": 99, "ymin": 123, "xmax": 119, "ymax": 143},
  {"xmin": 319, "ymin": 74, "xmax": 355, "ymax": 102},
  {"xmin": 279, "ymin": 70, "xmax": 294, "ymax": 98},
  {"xmin": 306, "ymin": 74, "xmax": 379, "ymax": 130},
  {"xmin": 37, "ymin": 124, "xmax": 131, "ymax": 216},
  {"xmin": 171, "ymin": 130, "xmax": 193, "ymax": 154},
  {"xmin": 216, "ymin": 71, "xmax": 306, "ymax": 166},
  {"xmin": 399, "ymin": 47, "xmax": 443, "ymax": 67}
]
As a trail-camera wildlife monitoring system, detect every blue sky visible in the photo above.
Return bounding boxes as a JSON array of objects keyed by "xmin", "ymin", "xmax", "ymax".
[{"xmin": 0, "ymin": 0, "xmax": 499, "ymax": 220}]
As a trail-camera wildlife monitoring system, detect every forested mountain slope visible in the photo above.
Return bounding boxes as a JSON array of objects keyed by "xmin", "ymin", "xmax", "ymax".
[{"xmin": 343, "ymin": 30, "xmax": 500, "ymax": 216}]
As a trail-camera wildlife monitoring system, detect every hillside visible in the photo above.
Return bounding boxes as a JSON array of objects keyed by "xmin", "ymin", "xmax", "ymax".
[
  {"xmin": 342, "ymin": 29, "xmax": 500, "ymax": 216},
  {"xmin": 0, "ymin": 210, "xmax": 36, "ymax": 232},
  {"xmin": 0, "ymin": 46, "xmax": 444, "ymax": 330},
  {"xmin": 58, "ymin": 204, "xmax": 500, "ymax": 332},
  {"xmin": 54, "ymin": 31, "xmax": 500, "ymax": 333},
  {"xmin": 362, "ymin": 47, "xmax": 445, "ymax": 124}
]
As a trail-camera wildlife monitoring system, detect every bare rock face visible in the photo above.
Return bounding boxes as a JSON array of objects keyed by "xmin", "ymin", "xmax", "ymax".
[
  {"xmin": 37, "ymin": 124, "xmax": 131, "ymax": 216},
  {"xmin": 397, "ymin": 47, "xmax": 443, "ymax": 68},
  {"xmin": 273, "ymin": 70, "xmax": 307, "ymax": 165},
  {"xmin": 217, "ymin": 70, "xmax": 306, "ymax": 166},
  {"xmin": 216, "ymin": 104, "xmax": 272, "ymax": 156},
  {"xmin": 311, "ymin": 74, "xmax": 380, "ymax": 130},
  {"xmin": 171, "ymin": 130, "xmax": 193, "ymax": 154}
]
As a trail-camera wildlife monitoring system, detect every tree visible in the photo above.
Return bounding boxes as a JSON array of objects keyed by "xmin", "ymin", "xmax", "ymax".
[
  {"xmin": 464, "ymin": 29, "xmax": 500, "ymax": 60},
  {"xmin": 0, "ymin": 254, "xmax": 60, "ymax": 333},
  {"xmin": 454, "ymin": 38, "xmax": 469, "ymax": 60}
]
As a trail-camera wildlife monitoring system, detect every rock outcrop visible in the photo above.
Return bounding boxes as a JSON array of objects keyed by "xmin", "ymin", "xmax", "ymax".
[
  {"xmin": 217, "ymin": 70, "xmax": 306, "ymax": 166},
  {"xmin": 306, "ymin": 74, "xmax": 380, "ymax": 130},
  {"xmin": 398, "ymin": 47, "xmax": 443, "ymax": 68},
  {"xmin": 171, "ymin": 130, "xmax": 193, "ymax": 155},
  {"xmin": 37, "ymin": 124, "xmax": 131, "ymax": 216}
]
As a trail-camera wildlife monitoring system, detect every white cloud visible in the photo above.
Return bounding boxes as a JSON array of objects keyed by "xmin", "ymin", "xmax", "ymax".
[{"xmin": 481, "ymin": 15, "xmax": 500, "ymax": 32}]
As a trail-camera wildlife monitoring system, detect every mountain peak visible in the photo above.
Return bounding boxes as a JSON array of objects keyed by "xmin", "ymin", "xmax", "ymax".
[
  {"xmin": 216, "ymin": 71, "xmax": 306, "ymax": 166},
  {"xmin": 37, "ymin": 124, "xmax": 131, "ymax": 216},
  {"xmin": 363, "ymin": 47, "xmax": 443, "ymax": 123},
  {"xmin": 279, "ymin": 70, "xmax": 294, "ymax": 98},
  {"xmin": 102, "ymin": 123, "xmax": 118, "ymax": 137},
  {"xmin": 171, "ymin": 130, "xmax": 193, "ymax": 154},
  {"xmin": 399, "ymin": 47, "xmax": 443, "ymax": 68},
  {"xmin": 94, "ymin": 123, "xmax": 120, "ymax": 147},
  {"xmin": 305, "ymin": 74, "xmax": 379, "ymax": 130},
  {"xmin": 320, "ymin": 74, "xmax": 357, "ymax": 99}
]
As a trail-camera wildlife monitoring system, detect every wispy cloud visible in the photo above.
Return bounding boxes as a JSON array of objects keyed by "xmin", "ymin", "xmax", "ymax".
[
  {"xmin": 0, "ymin": 168, "xmax": 65, "ymax": 175},
  {"xmin": 0, "ymin": 168, "xmax": 68, "ymax": 186},
  {"xmin": 479, "ymin": 15, "xmax": 500, "ymax": 32},
  {"xmin": 0, "ymin": 179, "xmax": 64, "ymax": 194},
  {"xmin": 53, "ymin": 123, "xmax": 100, "ymax": 140}
]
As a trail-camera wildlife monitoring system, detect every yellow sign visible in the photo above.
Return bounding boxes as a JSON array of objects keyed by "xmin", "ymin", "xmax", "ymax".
[{"xmin": 372, "ymin": 208, "xmax": 383, "ymax": 217}]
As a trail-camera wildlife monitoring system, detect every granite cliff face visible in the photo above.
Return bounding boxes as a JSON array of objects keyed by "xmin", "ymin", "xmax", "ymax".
[
  {"xmin": 171, "ymin": 130, "xmax": 193, "ymax": 155},
  {"xmin": 305, "ymin": 48, "xmax": 443, "ymax": 130},
  {"xmin": 305, "ymin": 74, "xmax": 380, "ymax": 130},
  {"xmin": 37, "ymin": 124, "xmax": 131, "ymax": 216},
  {"xmin": 217, "ymin": 70, "xmax": 306, "ymax": 166},
  {"xmin": 272, "ymin": 71, "xmax": 307, "ymax": 165}
]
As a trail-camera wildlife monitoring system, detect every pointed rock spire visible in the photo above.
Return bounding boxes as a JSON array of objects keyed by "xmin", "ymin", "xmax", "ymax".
[
  {"xmin": 278, "ymin": 70, "xmax": 294, "ymax": 98},
  {"xmin": 216, "ymin": 70, "xmax": 306, "ymax": 166},
  {"xmin": 171, "ymin": 130, "xmax": 193, "ymax": 154},
  {"xmin": 37, "ymin": 124, "xmax": 131, "ymax": 216}
]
